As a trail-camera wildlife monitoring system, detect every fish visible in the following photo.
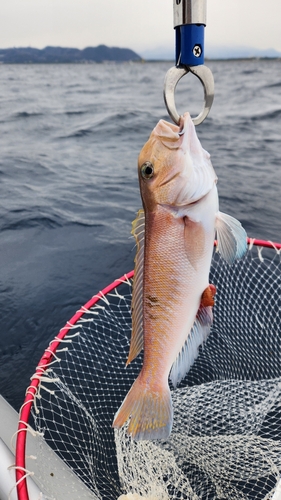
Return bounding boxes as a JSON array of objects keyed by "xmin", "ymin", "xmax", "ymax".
[{"xmin": 113, "ymin": 112, "xmax": 247, "ymax": 441}]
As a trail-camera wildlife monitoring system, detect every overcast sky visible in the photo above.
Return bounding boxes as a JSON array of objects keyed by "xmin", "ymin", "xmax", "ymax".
[{"xmin": 1, "ymin": 0, "xmax": 281, "ymax": 56}]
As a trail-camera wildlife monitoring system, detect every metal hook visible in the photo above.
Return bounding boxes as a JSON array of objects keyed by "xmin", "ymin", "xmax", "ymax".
[{"xmin": 163, "ymin": 64, "xmax": 214, "ymax": 126}]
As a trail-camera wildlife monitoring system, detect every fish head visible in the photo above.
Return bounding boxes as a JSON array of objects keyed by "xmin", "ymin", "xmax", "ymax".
[{"xmin": 138, "ymin": 112, "xmax": 217, "ymax": 211}]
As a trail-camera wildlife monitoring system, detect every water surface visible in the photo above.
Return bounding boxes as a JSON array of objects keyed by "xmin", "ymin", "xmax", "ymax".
[{"xmin": 0, "ymin": 60, "xmax": 280, "ymax": 409}]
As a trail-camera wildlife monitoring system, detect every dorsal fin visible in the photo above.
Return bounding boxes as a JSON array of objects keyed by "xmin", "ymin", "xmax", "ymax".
[{"xmin": 126, "ymin": 209, "xmax": 145, "ymax": 365}]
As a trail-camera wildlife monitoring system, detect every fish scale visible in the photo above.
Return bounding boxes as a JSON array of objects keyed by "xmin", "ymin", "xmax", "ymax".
[{"xmin": 142, "ymin": 208, "xmax": 203, "ymax": 374}]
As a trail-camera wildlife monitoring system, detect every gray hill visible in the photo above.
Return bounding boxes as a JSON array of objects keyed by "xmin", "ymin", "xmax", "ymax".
[
  {"xmin": 0, "ymin": 45, "xmax": 141, "ymax": 64},
  {"xmin": 205, "ymin": 45, "xmax": 281, "ymax": 60},
  {"xmin": 140, "ymin": 44, "xmax": 281, "ymax": 61}
]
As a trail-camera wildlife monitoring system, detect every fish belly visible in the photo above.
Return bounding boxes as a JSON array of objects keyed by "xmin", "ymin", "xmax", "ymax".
[{"xmin": 141, "ymin": 204, "xmax": 213, "ymax": 384}]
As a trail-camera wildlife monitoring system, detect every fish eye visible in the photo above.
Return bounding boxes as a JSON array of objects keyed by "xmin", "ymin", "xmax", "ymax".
[{"xmin": 140, "ymin": 162, "xmax": 154, "ymax": 180}]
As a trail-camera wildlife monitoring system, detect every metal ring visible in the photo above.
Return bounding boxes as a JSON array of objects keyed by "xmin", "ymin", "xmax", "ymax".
[{"xmin": 163, "ymin": 64, "xmax": 215, "ymax": 126}]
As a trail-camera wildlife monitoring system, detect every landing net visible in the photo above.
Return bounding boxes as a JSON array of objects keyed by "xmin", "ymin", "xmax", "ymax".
[{"xmin": 16, "ymin": 239, "xmax": 281, "ymax": 500}]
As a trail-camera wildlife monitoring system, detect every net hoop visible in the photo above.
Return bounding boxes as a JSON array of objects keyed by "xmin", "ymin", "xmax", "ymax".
[{"xmin": 15, "ymin": 238, "xmax": 281, "ymax": 500}]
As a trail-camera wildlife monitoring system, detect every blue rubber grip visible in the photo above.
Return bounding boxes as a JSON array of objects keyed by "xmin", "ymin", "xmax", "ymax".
[{"xmin": 175, "ymin": 24, "xmax": 205, "ymax": 66}]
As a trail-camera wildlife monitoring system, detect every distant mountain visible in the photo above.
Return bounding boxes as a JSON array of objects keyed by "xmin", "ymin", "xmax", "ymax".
[
  {"xmin": 140, "ymin": 45, "xmax": 281, "ymax": 61},
  {"xmin": 2, "ymin": 44, "xmax": 280, "ymax": 64},
  {"xmin": 0, "ymin": 45, "xmax": 142, "ymax": 64},
  {"xmin": 205, "ymin": 45, "xmax": 281, "ymax": 60}
]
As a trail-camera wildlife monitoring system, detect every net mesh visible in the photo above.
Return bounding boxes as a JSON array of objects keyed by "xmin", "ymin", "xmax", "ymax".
[{"xmin": 23, "ymin": 242, "xmax": 281, "ymax": 500}]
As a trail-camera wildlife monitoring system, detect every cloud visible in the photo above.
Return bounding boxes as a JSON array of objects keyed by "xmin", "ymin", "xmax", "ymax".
[{"xmin": 0, "ymin": 0, "xmax": 280, "ymax": 54}]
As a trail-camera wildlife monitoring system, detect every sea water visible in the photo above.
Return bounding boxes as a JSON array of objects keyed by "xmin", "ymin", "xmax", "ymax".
[{"xmin": 0, "ymin": 60, "xmax": 280, "ymax": 409}]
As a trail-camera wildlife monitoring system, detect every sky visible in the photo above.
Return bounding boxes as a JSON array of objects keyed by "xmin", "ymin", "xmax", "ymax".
[{"xmin": 1, "ymin": 0, "xmax": 281, "ymax": 58}]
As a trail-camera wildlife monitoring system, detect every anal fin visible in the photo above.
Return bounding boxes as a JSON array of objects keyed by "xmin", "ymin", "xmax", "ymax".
[{"xmin": 170, "ymin": 286, "xmax": 215, "ymax": 388}]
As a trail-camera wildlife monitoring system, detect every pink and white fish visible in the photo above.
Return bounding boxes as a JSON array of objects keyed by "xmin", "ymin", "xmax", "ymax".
[{"xmin": 113, "ymin": 112, "xmax": 247, "ymax": 440}]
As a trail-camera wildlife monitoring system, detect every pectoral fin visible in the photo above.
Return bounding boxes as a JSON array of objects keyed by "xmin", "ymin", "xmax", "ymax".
[
  {"xmin": 184, "ymin": 217, "xmax": 205, "ymax": 270},
  {"xmin": 215, "ymin": 211, "xmax": 247, "ymax": 265},
  {"xmin": 127, "ymin": 209, "xmax": 145, "ymax": 366},
  {"xmin": 170, "ymin": 286, "xmax": 215, "ymax": 388}
]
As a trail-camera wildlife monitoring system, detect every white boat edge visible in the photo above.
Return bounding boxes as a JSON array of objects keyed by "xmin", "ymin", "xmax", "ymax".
[
  {"xmin": 0, "ymin": 437, "xmax": 44, "ymax": 500},
  {"xmin": 0, "ymin": 395, "xmax": 97, "ymax": 500}
]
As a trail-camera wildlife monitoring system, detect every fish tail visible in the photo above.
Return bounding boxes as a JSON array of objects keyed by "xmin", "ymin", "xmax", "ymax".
[{"xmin": 112, "ymin": 376, "xmax": 173, "ymax": 441}]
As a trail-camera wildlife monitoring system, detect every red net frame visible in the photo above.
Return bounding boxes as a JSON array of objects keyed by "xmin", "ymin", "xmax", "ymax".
[{"xmin": 15, "ymin": 238, "xmax": 281, "ymax": 500}]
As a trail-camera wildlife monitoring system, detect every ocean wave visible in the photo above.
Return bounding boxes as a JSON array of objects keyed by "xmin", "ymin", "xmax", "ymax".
[
  {"xmin": 58, "ymin": 110, "xmax": 154, "ymax": 140},
  {"xmin": 266, "ymin": 81, "xmax": 281, "ymax": 89},
  {"xmin": 64, "ymin": 110, "xmax": 87, "ymax": 116},
  {"xmin": 241, "ymin": 68, "xmax": 262, "ymax": 75},
  {"xmin": 63, "ymin": 127, "xmax": 94, "ymax": 138},
  {"xmin": 249, "ymin": 108, "xmax": 281, "ymax": 122},
  {"xmin": 0, "ymin": 209, "xmax": 109, "ymax": 232},
  {"xmin": 12, "ymin": 111, "xmax": 44, "ymax": 119},
  {"xmin": 1, "ymin": 215, "xmax": 62, "ymax": 232}
]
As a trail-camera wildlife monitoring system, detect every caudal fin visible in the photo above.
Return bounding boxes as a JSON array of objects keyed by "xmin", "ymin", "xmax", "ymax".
[{"xmin": 112, "ymin": 376, "xmax": 173, "ymax": 441}]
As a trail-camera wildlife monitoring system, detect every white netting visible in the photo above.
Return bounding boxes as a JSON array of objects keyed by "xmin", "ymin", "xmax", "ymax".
[{"xmin": 26, "ymin": 243, "xmax": 281, "ymax": 500}]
